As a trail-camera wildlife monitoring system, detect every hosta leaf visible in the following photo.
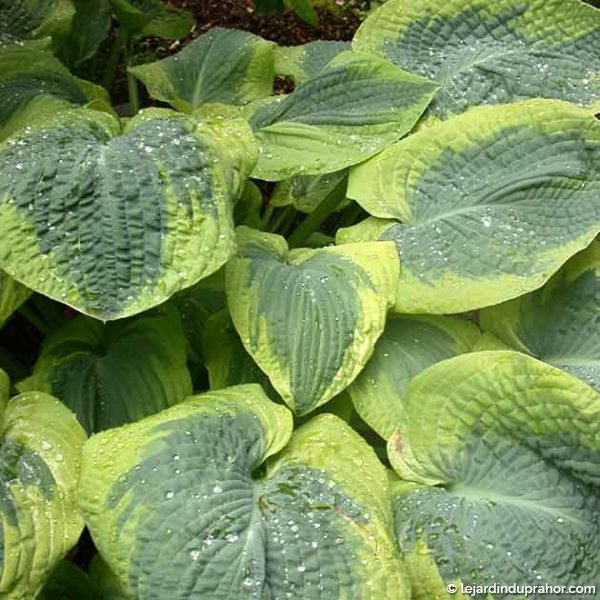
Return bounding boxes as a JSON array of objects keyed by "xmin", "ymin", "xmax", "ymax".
[
  {"xmin": 130, "ymin": 28, "xmax": 276, "ymax": 112},
  {"xmin": 344, "ymin": 100, "xmax": 600, "ymax": 313},
  {"xmin": 388, "ymin": 351, "xmax": 600, "ymax": 596},
  {"xmin": 110, "ymin": 0, "xmax": 194, "ymax": 39},
  {"xmin": 0, "ymin": 0, "xmax": 74, "ymax": 43},
  {"xmin": 0, "ymin": 271, "xmax": 30, "ymax": 327},
  {"xmin": 354, "ymin": 0, "xmax": 600, "ymax": 119},
  {"xmin": 0, "ymin": 46, "xmax": 110, "ymax": 142},
  {"xmin": 58, "ymin": 0, "xmax": 112, "ymax": 69},
  {"xmin": 234, "ymin": 181, "xmax": 264, "ymax": 229},
  {"xmin": 348, "ymin": 314, "xmax": 479, "ymax": 440},
  {"xmin": 0, "ymin": 384, "xmax": 86, "ymax": 598},
  {"xmin": 79, "ymin": 385, "xmax": 408, "ymax": 599},
  {"xmin": 202, "ymin": 310, "xmax": 280, "ymax": 402},
  {"xmin": 274, "ymin": 40, "xmax": 350, "ymax": 84},
  {"xmin": 480, "ymin": 241, "xmax": 600, "ymax": 392},
  {"xmin": 0, "ymin": 109, "xmax": 256, "ymax": 320},
  {"xmin": 249, "ymin": 50, "xmax": 438, "ymax": 180},
  {"xmin": 18, "ymin": 305, "xmax": 192, "ymax": 434},
  {"xmin": 39, "ymin": 561, "xmax": 92, "ymax": 600},
  {"xmin": 171, "ymin": 270, "xmax": 226, "ymax": 364},
  {"xmin": 271, "ymin": 170, "xmax": 349, "ymax": 213},
  {"xmin": 226, "ymin": 227, "xmax": 399, "ymax": 415}
]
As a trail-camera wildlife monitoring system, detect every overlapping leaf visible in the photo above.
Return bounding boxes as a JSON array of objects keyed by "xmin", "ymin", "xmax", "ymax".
[
  {"xmin": 110, "ymin": 0, "xmax": 193, "ymax": 39},
  {"xmin": 0, "ymin": 0, "xmax": 74, "ymax": 44},
  {"xmin": 18, "ymin": 305, "xmax": 192, "ymax": 433},
  {"xmin": 79, "ymin": 385, "xmax": 408, "ymax": 599},
  {"xmin": 344, "ymin": 100, "xmax": 600, "ymax": 313},
  {"xmin": 249, "ymin": 50, "xmax": 438, "ymax": 180},
  {"xmin": 0, "ymin": 46, "xmax": 110, "ymax": 142},
  {"xmin": 481, "ymin": 242, "xmax": 600, "ymax": 392},
  {"xmin": 274, "ymin": 40, "xmax": 350, "ymax": 84},
  {"xmin": 0, "ymin": 373, "xmax": 87, "ymax": 598},
  {"xmin": 0, "ymin": 109, "xmax": 256, "ymax": 319},
  {"xmin": 348, "ymin": 314, "xmax": 479, "ymax": 439},
  {"xmin": 202, "ymin": 310, "xmax": 280, "ymax": 402},
  {"xmin": 130, "ymin": 28, "xmax": 276, "ymax": 112},
  {"xmin": 226, "ymin": 227, "xmax": 399, "ymax": 415},
  {"xmin": 354, "ymin": 0, "xmax": 600, "ymax": 118},
  {"xmin": 0, "ymin": 271, "xmax": 30, "ymax": 327},
  {"xmin": 388, "ymin": 351, "xmax": 600, "ymax": 597}
]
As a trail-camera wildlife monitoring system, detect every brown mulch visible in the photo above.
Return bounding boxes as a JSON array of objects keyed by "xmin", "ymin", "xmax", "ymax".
[{"xmin": 172, "ymin": 0, "xmax": 361, "ymax": 46}]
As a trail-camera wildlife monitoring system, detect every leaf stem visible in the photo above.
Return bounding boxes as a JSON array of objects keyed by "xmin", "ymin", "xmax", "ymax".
[
  {"xmin": 101, "ymin": 27, "xmax": 126, "ymax": 93},
  {"xmin": 17, "ymin": 304, "xmax": 51, "ymax": 336},
  {"xmin": 123, "ymin": 37, "xmax": 139, "ymax": 116},
  {"xmin": 288, "ymin": 177, "xmax": 347, "ymax": 248},
  {"xmin": 268, "ymin": 206, "xmax": 295, "ymax": 234}
]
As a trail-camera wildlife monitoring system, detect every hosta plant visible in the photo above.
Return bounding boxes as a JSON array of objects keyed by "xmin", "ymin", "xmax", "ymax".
[{"xmin": 1, "ymin": 0, "xmax": 600, "ymax": 598}]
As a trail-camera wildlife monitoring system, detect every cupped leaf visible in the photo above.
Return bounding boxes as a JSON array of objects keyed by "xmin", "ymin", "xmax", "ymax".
[
  {"xmin": 130, "ymin": 28, "xmax": 276, "ymax": 112},
  {"xmin": 480, "ymin": 241, "xmax": 600, "ymax": 392},
  {"xmin": 274, "ymin": 40, "xmax": 350, "ymax": 84},
  {"xmin": 344, "ymin": 100, "xmax": 600, "ymax": 313},
  {"xmin": 388, "ymin": 351, "xmax": 600, "ymax": 596},
  {"xmin": 271, "ymin": 170, "xmax": 349, "ymax": 213},
  {"xmin": 249, "ymin": 50, "xmax": 438, "ymax": 180},
  {"xmin": 348, "ymin": 314, "xmax": 480, "ymax": 440},
  {"xmin": 202, "ymin": 310, "xmax": 280, "ymax": 402},
  {"xmin": 0, "ymin": 386, "xmax": 86, "ymax": 598},
  {"xmin": 0, "ymin": 271, "xmax": 31, "ymax": 327},
  {"xmin": 0, "ymin": 46, "xmax": 110, "ymax": 141},
  {"xmin": 110, "ymin": 0, "xmax": 193, "ymax": 39},
  {"xmin": 226, "ymin": 227, "xmax": 399, "ymax": 415},
  {"xmin": 79, "ymin": 385, "xmax": 408, "ymax": 599},
  {"xmin": 18, "ymin": 305, "xmax": 192, "ymax": 434},
  {"xmin": 354, "ymin": 0, "xmax": 600, "ymax": 119},
  {"xmin": 0, "ymin": 109, "xmax": 256, "ymax": 320}
]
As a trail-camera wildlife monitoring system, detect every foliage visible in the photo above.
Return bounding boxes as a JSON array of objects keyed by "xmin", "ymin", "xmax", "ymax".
[{"xmin": 1, "ymin": 0, "xmax": 600, "ymax": 598}]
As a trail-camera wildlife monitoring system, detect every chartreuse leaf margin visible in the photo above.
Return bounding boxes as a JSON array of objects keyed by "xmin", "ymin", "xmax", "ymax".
[
  {"xmin": 129, "ymin": 28, "xmax": 277, "ymax": 112},
  {"xmin": 0, "ymin": 370, "xmax": 87, "ymax": 599},
  {"xmin": 388, "ymin": 351, "xmax": 600, "ymax": 598},
  {"xmin": 480, "ymin": 241, "xmax": 600, "ymax": 393},
  {"xmin": 249, "ymin": 50, "xmax": 439, "ymax": 180},
  {"xmin": 343, "ymin": 99, "xmax": 600, "ymax": 313},
  {"xmin": 0, "ymin": 108, "xmax": 256, "ymax": 320},
  {"xmin": 348, "ymin": 314, "xmax": 480, "ymax": 440},
  {"xmin": 18, "ymin": 304, "xmax": 192, "ymax": 434},
  {"xmin": 79, "ymin": 384, "xmax": 408, "ymax": 600},
  {"xmin": 354, "ymin": 0, "xmax": 600, "ymax": 119},
  {"xmin": 226, "ymin": 227, "xmax": 399, "ymax": 415}
]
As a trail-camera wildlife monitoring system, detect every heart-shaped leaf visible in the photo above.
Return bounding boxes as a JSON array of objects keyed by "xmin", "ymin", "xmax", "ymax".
[
  {"xmin": 130, "ymin": 28, "xmax": 276, "ymax": 112},
  {"xmin": 480, "ymin": 241, "xmax": 600, "ymax": 393},
  {"xmin": 18, "ymin": 305, "xmax": 192, "ymax": 433},
  {"xmin": 0, "ymin": 375, "xmax": 87, "ymax": 598},
  {"xmin": 354, "ymin": 0, "xmax": 600, "ymax": 119},
  {"xmin": 0, "ymin": 109, "xmax": 256, "ymax": 319},
  {"xmin": 226, "ymin": 227, "xmax": 399, "ymax": 415},
  {"xmin": 274, "ymin": 40, "xmax": 350, "ymax": 85},
  {"xmin": 348, "ymin": 314, "xmax": 480, "ymax": 440},
  {"xmin": 249, "ymin": 50, "xmax": 438, "ymax": 180},
  {"xmin": 343, "ymin": 100, "xmax": 600, "ymax": 313},
  {"xmin": 388, "ymin": 351, "xmax": 600, "ymax": 597},
  {"xmin": 79, "ymin": 384, "xmax": 408, "ymax": 599}
]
